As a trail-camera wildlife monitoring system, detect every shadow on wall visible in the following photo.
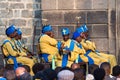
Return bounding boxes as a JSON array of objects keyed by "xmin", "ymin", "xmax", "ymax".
[
  {"xmin": 118, "ymin": 50, "xmax": 120, "ymax": 64},
  {"xmin": 32, "ymin": 0, "xmax": 42, "ymax": 53}
]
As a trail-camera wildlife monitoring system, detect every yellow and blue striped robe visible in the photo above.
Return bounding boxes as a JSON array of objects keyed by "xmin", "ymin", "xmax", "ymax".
[
  {"xmin": 56, "ymin": 39, "xmax": 99, "ymax": 67},
  {"xmin": 39, "ymin": 34, "xmax": 59, "ymax": 62},
  {"xmin": 2, "ymin": 37, "xmax": 34, "ymax": 75},
  {"xmin": 81, "ymin": 39, "xmax": 117, "ymax": 67}
]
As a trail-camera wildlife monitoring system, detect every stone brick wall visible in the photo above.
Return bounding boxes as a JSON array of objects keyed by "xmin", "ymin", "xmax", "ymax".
[
  {"xmin": 0, "ymin": 0, "xmax": 41, "ymax": 55},
  {"xmin": 0, "ymin": 0, "xmax": 42, "ymax": 65},
  {"xmin": 41, "ymin": 0, "xmax": 117, "ymax": 59}
]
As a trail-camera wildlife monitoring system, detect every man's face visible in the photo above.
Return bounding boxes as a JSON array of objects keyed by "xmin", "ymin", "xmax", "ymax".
[
  {"xmin": 9, "ymin": 31, "xmax": 17, "ymax": 38},
  {"xmin": 76, "ymin": 36, "xmax": 82, "ymax": 43},
  {"xmin": 85, "ymin": 31, "xmax": 89, "ymax": 39},
  {"xmin": 15, "ymin": 34, "xmax": 22, "ymax": 40},
  {"xmin": 45, "ymin": 31, "xmax": 54, "ymax": 38},
  {"xmin": 63, "ymin": 34, "xmax": 69, "ymax": 41},
  {"xmin": 81, "ymin": 32, "xmax": 89, "ymax": 39}
]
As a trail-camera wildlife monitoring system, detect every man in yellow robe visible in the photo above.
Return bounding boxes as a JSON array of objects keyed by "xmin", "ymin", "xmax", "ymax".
[
  {"xmin": 72, "ymin": 31, "xmax": 101, "ymax": 65},
  {"xmin": 78, "ymin": 24, "xmax": 117, "ymax": 68},
  {"xmin": 38, "ymin": 25, "xmax": 59, "ymax": 62},
  {"xmin": 56, "ymin": 28, "xmax": 74, "ymax": 67}
]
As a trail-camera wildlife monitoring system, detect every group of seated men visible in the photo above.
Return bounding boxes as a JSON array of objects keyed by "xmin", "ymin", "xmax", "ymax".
[
  {"xmin": 38, "ymin": 24, "xmax": 117, "ymax": 70},
  {"xmin": 1, "ymin": 24, "xmax": 117, "ymax": 76},
  {"xmin": 1, "ymin": 25, "xmax": 35, "ymax": 75}
]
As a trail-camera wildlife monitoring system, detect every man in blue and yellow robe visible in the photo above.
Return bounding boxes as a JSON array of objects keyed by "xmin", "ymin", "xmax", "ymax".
[
  {"xmin": 2, "ymin": 25, "xmax": 34, "ymax": 75},
  {"xmin": 38, "ymin": 25, "xmax": 59, "ymax": 62},
  {"xmin": 77, "ymin": 24, "xmax": 117, "ymax": 68}
]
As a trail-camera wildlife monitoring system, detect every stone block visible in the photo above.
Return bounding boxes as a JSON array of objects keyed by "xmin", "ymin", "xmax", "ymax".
[
  {"xmin": 42, "ymin": 11, "xmax": 64, "ymax": 25},
  {"xmin": 109, "ymin": 39, "xmax": 116, "ymax": 55},
  {"xmin": 0, "ymin": 2, "xmax": 8, "ymax": 8},
  {"xmin": 33, "ymin": 4, "xmax": 41, "ymax": 9},
  {"xmin": 27, "ymin": 3, "xmax": 41, "ymax": 10},
  {"xmin": 52, "ymin": 26, "xmax": 58, "ymax": 39},
  {"xmin": 22, "ymin": 10, "xmax": 33, "ymax": 18},
  {"xmin": 21, "ymin": 0, "xmax": 33, "ymax": 2},
  {"xmin": 14, "ymin": 10, "xmax": 20, "ymax": 18},
  {"xmin": 21, "ymin": 28, "xmax": 33, "ymax": 35},
  {"xmin": 92, "ymin": 0, "xmax": 108, "ymax": 9},
  {"xmin": 90, "ymin": 25, "xmax": 108, "ymax": 38},
  {"xmin": 9, "ymin": 19, "xmax": 26, "ymax": 26},
  {"xmin": 27, "ymin": 19, "xmax": 33, "ymax": 28},
  {"xmin": 0, "ymin": 19, "xmax": 8, "ymax": 26},
  {"xmin": 109, "ymin": 24, "xmax": 116, "ymax": 38},
  {"xmin": 42, "ymin": 0, "xmax": 56, "ymax": 10},
  {"xmin": 58, "ymin": 26, "xmax": 74, "ymax": 39},
  {"xmin": 64, "ymin": 11, "xmax": 86, "ymax": 24},
  {"xmin": 109, "ymin": 0, "xmax": 115, "ymax": 9},
  {"xmin": 117, "ymin": 0, "xmax": 120, "ymax": 10},
  {"xmin": 0, "ymin": 0, "xmax": 6, "ymax": 2},
  {"xmin": 118, "ymin": 24, "xmax": 120, "ymax": 38},
  {"xmin": 76, "ymin": 0, "xmax": 92, "ymax": 9},
  {"xmin": 0, "ymin": 28, "xmax": 5, "ymax": 35},
  {"xmin": 87, "ymin": 11, "xmax": 108, "ymax": 24},
  {"xmin": 92, "ymin": 38, "xmax": 109, "ymax": 51},
  {"xmin": 10, "ymin": 3, "xmax": 24, "ymax": 9},
  {"xmin": 111, "ymin": 10, "xmax": 116, "ymax": 24},
  {"xmin": 0, "ymin": 10, "xmax": 13, "ymax": 18},
  {"xmin": 26, "ymin": 3, "xmax": 33, "ymax": 9},
  {"xmin": 35, "ymin": 28, "xmax": 41, "ymax": 35},
  {"xmin": 34, "ymin": 0, "xmax": 41, "ymax": 2},
  {"xmin": 58, "ymin": 0, "xmax": 74, "ymax": 9},
  {"xmin": 0, "ymin": 36, "xmax": 6, "ymax": 45},
  {"xmin": 34, "ymin": 10, "xmax": 41, "ymax": 18}
]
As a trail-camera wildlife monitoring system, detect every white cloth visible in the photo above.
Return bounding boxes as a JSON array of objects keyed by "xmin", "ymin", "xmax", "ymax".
[
  {"xmin": 86, "ymin": 74, "xmax": 94, "ymax": 80},
  {"xmin": 57, "ymin": 70, "xmax": 74, "ymax": 80}
]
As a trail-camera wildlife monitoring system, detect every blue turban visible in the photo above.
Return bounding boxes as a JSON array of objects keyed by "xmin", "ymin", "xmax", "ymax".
[
  {"xmin": 76, "ymin": 26, "xmax": 84, "ymax": 34},
  {"xmin": 72, "ymin": 31, "xmax": 80, "ymax": 40},
  {"xmin": 82, "ymin": 24, "xmax": 88, "ymax": 32},
  {"xmin": 6, "ymin": 25, "xmax": 16, "ymax": 36},
  {"xmin": 42, "ymin": 25, "xmax": 52, "ymax": 33},
  {"xmin": 61, "ymin": 28, "xmax": 70, "ymax": 35},
  {"xmin": 17, "ymin": 28, "xmax": 22, "ymax": 35}
]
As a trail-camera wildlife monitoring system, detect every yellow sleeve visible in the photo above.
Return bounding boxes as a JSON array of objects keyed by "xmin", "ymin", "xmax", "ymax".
[
  {"xmin": 19, "ymin": 51, "xmax": 27, "ymax": 56},
  {"xmin": 69, "ymin": 51, "xmax": 78, "ymax": 61},
  {"xmin": 3, "ymin": 42, "xmax": 19, "ymax": 56},
  {"xmin": 40, "ymin": 35, "xmax": 58, "ymax": 46},
  {"xmin": 73, "ymin": 44, "xmax": 86, "ymax": 55},
  {"xmin": 81, "ymin": 39, "xmax": 96, "ymax": 51}
]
